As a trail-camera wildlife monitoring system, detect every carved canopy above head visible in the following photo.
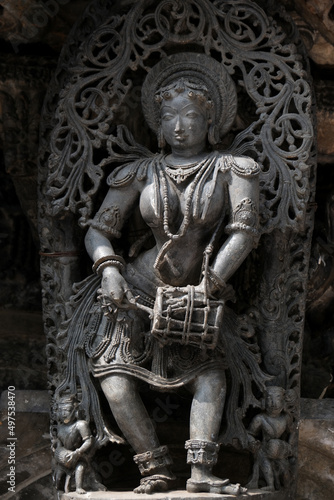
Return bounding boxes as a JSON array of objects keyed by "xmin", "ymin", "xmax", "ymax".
[
  {"xmin": 41, "ymin": 0, "xmax": 315, "ymax": 235},
  {"xmin": 141, "ymin": 52, "xmax": 238, "ymax": 141}
]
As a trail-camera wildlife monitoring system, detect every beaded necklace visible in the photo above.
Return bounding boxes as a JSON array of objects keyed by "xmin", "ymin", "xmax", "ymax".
[
  {"xmin": 164, "ymin": 157, "xmax": 206, "ymax": 184},
  {"xmin": 159, "ymin": 155, "xmax": 215, "ymax": 241}
]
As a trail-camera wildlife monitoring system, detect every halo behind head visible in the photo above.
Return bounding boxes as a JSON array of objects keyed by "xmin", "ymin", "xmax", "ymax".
[{"xmin": 142, "ymin": 53, "xmax": 237, "ymax": 142}]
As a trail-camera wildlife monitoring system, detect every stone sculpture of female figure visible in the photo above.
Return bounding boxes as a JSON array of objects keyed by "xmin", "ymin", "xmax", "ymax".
[{"xmin": 60, "ymin": 53, "xmax": 265, "ymax": 495}]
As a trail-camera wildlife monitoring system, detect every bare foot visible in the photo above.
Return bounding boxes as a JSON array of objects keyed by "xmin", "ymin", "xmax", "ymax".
[
  {"xmin": 76, "ymin": 487, "xmax": 86, "ymax": 494},
  {"xmin": 221, "ymin": 483, "xmax": 247, "ymax": 495},
  {"xmin": 134, "ymin": 474, "xmax": 175, "ymax": 494},
  {"xmin": 261, "ymin": 485, "xmax": 275, "ymax": 492},
  {"xmin": 187, "ymin": 473, "xmax": 247, "ymax": 495}
]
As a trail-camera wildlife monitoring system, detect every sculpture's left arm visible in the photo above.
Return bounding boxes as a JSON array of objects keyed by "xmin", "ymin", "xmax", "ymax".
[
  {"xmin": 209, "ymin": 157, "xmax": 260, "ymax": 290},
  {"xmin": 71, "ymin": 421, "xmax": 93, "ymax": 460}
]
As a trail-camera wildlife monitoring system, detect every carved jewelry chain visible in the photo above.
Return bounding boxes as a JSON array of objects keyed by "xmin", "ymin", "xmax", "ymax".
[
  {"xmin": 164, "ymin": 158, "xmax": 205, "ymax": 184},
  {"xmin": 160, "ymin": 158, "xmax": 210, "ymax": 241}
]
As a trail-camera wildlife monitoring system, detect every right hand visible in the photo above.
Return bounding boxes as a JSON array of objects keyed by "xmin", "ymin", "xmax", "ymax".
[
  {"xmin": 66, "ymin": 450, "xmax": 79, "ymax": 467},
  {"xmin": 99, "ymin": 266, "xmax": 134, "ymax": 307}
]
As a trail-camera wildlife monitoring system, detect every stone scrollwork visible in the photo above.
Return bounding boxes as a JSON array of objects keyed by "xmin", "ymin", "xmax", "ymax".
[{"xmin": 44, "ymin": 0, "xmax": 314, "ymax": 234}]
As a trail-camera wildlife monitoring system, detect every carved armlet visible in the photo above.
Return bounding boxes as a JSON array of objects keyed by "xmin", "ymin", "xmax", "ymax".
[
  {"xmin": 87, "ymin": 206, "xmax": 123, "ymax": 238},
  {"xmin": 225, "ymin": 197, "xmax": 260, "ymax": 239}
]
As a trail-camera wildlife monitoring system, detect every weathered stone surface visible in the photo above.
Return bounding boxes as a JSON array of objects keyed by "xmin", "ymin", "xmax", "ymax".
[
  {"xmin": 0, "ymin": 54, "xmax": 56, "ymax": 242},
  {"xmin": 0, "ymin": 0, "xmax": 90, "ymax": 51},
  {"xmin": 290, "ymin": 7, "xmax": 334, "ymax": 68},
  {"xmin": 0, "ymin": 311, "xmax": 47, "ymax": 390},
  {"xmin": 309, "ymin": 32, "xmax": 334, "ymax": 67},
  {"xmin": 317, "ymin": 114, "xmax": 334, "ymax": 157},
  {"xmin": 294, "ymin": 0, "xmax": 334, "ymax": 45},
  {"xmin": 315, "ymin": 80, "xmax": 334, "ymax": 159},
  {"xmin": 0, "ymin": 390, "xmax": 50, "ymax": 413},
  {"xmin": 0, "ymin": 410, "xmax": 51, "ymax": 499},
  {"xmin": 1, "ymin": 474, "xmax": 53, "ymax": 500},
  {"xmin": 300, "ymin": 398, "xmax": 334, "ymax": 419},
  {"xmin": 297, "ymin": 399, "xmax": 334, "ymax": 500}
]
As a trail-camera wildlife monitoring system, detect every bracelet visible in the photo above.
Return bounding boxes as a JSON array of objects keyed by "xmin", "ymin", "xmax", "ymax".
[
  {"xmin": 92, "ymin": 254, "xmax": 126, "ymax": 275},
  {"xmin": 207, "ymin": 267, "xmax": 226, "ymax": 292},
  {"xmin": 225, "ymin": 222, "xmax": 259, "ymax": 238},
  {"xmin": 95, "ymin": 259, "xmax": 125, "ymax": 275}
]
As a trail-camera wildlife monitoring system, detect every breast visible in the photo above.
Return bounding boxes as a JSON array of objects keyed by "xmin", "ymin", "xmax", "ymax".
[
  {"xmin": 139, "ymin": 183, "xmax": 167, "ymax": 228},
  {"xmin": 139, "ymin": 174, "xmax": 227, "ymax": 231},
  {"xmin": 138, "ymin": 170, "xmax": 228, "ymax": 285}
]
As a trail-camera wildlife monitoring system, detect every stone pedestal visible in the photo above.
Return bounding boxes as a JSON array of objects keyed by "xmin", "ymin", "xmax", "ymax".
[{"xmin": 61, "ymin": 491, "xmax": 287, "ymax": 500}]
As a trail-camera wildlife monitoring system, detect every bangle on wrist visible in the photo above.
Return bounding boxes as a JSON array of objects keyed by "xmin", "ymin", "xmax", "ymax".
[
  {"xmin": 96, "ymin": 260, "xmax": 124, "ymax": 275},
  {"xmin": 92, "ymin": 254, "xmax": 126, "ymax": 275}
]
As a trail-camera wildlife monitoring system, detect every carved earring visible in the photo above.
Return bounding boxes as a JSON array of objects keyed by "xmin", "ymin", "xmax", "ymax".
[
  {"xmin": 158, "ymin": 126, "xmax": 166, "ymax": 149},
  {"xmin": 208, "ymin": 123, "xmax": 218, "ymax": 146}
]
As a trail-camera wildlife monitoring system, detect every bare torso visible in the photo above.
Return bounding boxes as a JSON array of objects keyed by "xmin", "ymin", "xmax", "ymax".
[{"xmin": 134, "ymin": 160, "xmax": 227, "ymax": 285}]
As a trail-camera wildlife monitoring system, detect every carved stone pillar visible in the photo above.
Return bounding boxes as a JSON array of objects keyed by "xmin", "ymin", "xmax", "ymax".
[{"xmin": 0, "ymin": 55, "xmax": 55, "ymax": 241}]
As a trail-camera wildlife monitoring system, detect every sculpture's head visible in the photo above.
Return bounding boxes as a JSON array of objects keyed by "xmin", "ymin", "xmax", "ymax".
[
  {"xmin": 142, "ymin": 53, "xmax": 237, "ymax": 148},
  {"xmin": 264, "ymin": 386, "xmax": 285, "ymax": 417},
  {"xmin": 57, "ymin": 394, "xmax": 77, "ymax": 424},
  {"xmin": 155, "ymin": 77, "xmax": 214, "ymax": 152}
]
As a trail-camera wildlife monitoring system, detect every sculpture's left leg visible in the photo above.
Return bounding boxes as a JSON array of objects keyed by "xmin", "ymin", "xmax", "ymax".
[
  {"xmin": 64, "ymin": 473, "xmax": 71, "ymax": 493},
  {"xmin": 258, "ymin": 449, "xmax": 275, "ymax": 491},
  {"xmin": 188, "ymin": 368, "xmax": 226, "ymax": 442},
  {"xmin": 186, "ymin": 368, "xmax": 246, "ymax": 495},
  {"xmin": 100, "ymin": 374, "xmax": 175, "ymax": 494},
  {"xmin": 75, "ymin": 463, "xmax": 86, "ymax": 494}
]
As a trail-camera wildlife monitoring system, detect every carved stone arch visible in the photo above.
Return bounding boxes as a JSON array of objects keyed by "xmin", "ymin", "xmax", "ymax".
[
  {"xmin": 38, "ymin": 0, "xmax": 316, "ymax": 496},
  {"xmin": 41, "ymin": 0, "xmax": 315, "ymax": 229}
]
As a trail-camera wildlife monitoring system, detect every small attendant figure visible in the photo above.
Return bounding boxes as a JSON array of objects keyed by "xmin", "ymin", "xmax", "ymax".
[
  {"xmin": 247, "ymin": 386, "xmax": 294, "ymax": 491},
  {"xmin": 53, "ymin": 394, "xmax": 93, "ymax": 494}
]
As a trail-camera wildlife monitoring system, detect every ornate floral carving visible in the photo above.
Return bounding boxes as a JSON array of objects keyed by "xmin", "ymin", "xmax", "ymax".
[{"xmin": 42, "ymin": 0, "xmax": 314, "ymax": 235}]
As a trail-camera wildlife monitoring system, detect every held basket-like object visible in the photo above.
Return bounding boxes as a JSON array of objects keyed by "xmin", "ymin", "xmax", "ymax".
[
  {"xmin": 54, "ymin": 447, "xmax": 74, "ymax": 468},
  {"xmin": 151, "ymin": 285, "xmax": 224, "ymax": 350}
]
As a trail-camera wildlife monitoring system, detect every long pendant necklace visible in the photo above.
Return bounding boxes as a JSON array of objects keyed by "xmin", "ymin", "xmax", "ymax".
[{"xmin": 160, "ymin": 156, "xmax": 212, "ymax": 241}]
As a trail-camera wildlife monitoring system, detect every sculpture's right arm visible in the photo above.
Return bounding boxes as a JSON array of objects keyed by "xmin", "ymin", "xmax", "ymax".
[
  {"xmin": 247, "ymin": 414, "xmax": 263, "ymax": 451},
  {"xmin": 85, "ymin": 180, "xmax": 140, "ymax": 304}
]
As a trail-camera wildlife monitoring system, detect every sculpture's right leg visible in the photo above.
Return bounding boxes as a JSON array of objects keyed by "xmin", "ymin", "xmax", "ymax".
[
  {"xmin": 100, "ymin": 374, "xmax": 175, "ymax": 494},
  {"xmin": 101, "ymin": 374, "xmax": 158, "ymax": 452},
  {"xmin": 185, "ymin": 369, "xmax": 246, "ymax": 496},
  {"xmin": 246, "ymin": 455, "xmax": 260, "ymax": 489}
]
